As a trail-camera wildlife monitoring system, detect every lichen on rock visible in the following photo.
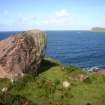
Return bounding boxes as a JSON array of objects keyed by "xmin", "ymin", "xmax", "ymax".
[{"xmin": 0, "ymin": 29, "xmax": 47, "ymax": 79}]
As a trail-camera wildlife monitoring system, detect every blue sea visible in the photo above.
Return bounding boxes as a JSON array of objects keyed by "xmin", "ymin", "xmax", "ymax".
[{"xmin": 0, "ymin": 31, "xmax": 105, "ymax": 69}]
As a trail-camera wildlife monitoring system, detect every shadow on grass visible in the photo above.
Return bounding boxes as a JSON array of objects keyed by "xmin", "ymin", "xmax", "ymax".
[
  {"xmin": 0, "ymin": 93, "xmax": 36, "ymax": 105},
  {"xmin": 37, "ymin": 59, "xmax": 59, "ymax": 74}
]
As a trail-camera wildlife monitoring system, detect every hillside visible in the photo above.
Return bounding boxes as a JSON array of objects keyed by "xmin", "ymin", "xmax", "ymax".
[
  {"xmin": 91, "ymin": 27, "xmax": 105, "ymax": 32},
  {"xmin": 0, "ymin": 57, "xmax": 105, "ymax": 105}
]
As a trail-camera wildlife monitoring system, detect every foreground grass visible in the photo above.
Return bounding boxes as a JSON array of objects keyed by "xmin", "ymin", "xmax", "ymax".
[{"xmin": 0, "ymin": 58, "xmax": 105, "ymax": 105}]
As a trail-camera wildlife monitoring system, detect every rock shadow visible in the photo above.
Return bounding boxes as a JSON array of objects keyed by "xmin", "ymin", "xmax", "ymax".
[{"xmin": 37, "ymin": 59, "xmax": 59, "ymax": 74}]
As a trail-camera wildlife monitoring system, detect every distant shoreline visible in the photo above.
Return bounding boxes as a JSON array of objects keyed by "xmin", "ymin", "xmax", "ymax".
[{"xmin": 91, "ymin": 27, "xmax": 105, "ymax": 32}]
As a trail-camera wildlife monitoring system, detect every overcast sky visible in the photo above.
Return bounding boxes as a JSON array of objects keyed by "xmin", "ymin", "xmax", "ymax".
[{"xmin": 0, "ymin": 0, "xmax": 105, "ymax": 31}]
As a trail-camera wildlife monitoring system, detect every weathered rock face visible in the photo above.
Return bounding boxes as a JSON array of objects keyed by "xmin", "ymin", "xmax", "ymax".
[{"xmin": 0, "ymin": 30, "xmax": 47, "ymax": 79}]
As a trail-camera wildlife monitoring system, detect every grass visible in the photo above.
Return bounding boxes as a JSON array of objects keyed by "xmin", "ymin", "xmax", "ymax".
[
  {"xmin": 0, "ymin": 57, "xmax": 105, "ymax": 105},
  {"xmin": 70, "ymin": 75, "xmax": 105, "ymax": 105}
]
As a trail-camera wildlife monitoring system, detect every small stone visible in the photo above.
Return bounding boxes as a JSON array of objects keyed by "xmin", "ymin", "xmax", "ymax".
[
  {"xmin": 10, "ymin": 78, "xmax": 14, "ymax": 83},
  {"xmin": 63, "ymin": 81, "xmax": 70, "ymax": 88},
  {"xmin": 1, "ymin": 87, "xmax": 8, "ymax": 92}
]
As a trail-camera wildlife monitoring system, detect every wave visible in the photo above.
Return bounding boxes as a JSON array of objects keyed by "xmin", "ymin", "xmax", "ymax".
[{"xmin": 84, "ymin": 65, "xmax": 105, "ymax": 71}]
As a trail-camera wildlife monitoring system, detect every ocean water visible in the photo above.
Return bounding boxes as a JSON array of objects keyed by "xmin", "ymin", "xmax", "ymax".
[{"xmin": 0, "ymin": 31, "xmax": 105, "ymax": 69}]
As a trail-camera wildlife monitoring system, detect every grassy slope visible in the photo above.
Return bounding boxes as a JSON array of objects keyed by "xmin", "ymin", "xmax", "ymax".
[{"xmin": 0, "ymin": 58, "xmax": 105, "ymax": 105}]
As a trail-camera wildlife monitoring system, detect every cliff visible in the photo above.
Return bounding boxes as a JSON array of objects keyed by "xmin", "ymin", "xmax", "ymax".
[{"xmin": 0, "ymin": 29, "xmax": 47, "ymax": 79}]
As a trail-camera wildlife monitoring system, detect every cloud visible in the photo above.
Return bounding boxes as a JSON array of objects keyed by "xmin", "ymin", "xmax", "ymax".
[
  {"xmin": 0, "ymin": 9, "xmax": 73, "ymax": 31},
  {"xmin": 21, "ymin": 16, "xmax": 36, "ymax": 22},
  {"xmin": 5, "ymin": 15, "xmax": 38, "ymax": 31},
  {"xmin": 40, "ymin": 9, "xmax": 71, "ymax": 26},
  {"xmin": 15, "ymin": 15, "xmax": 37, "ymax": 26},
  {"xmin": 15, "ymin": 10, "xmax": 71, "ymax": 27},
  {"xmin": 55, "ymin": 9, "xmax": 70, "ymax": 17}
]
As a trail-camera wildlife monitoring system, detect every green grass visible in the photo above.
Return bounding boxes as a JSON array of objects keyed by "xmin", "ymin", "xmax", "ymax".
[
  {"xmin": 0, "ymin": 57, "xmax": 105, "ymax": 105},
  {"xmin": 70, "ymin": 75, "xmax": 105, "ymax": 105}
]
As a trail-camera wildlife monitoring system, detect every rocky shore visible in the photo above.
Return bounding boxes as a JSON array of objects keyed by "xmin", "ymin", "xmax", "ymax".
[{"xmin": 92, "ymin": 68, "xmax": 105, "ymax": 75}]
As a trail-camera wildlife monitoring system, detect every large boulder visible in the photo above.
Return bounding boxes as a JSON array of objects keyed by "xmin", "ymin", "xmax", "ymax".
[{"xmin": 0, "ymin": 30, "xmax": 47, "ymax": 79}]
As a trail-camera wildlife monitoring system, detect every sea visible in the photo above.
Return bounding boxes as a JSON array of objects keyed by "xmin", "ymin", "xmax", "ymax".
[{"xmin": 0, "ymin": 31, "xmax": 105, "ymax": 69}]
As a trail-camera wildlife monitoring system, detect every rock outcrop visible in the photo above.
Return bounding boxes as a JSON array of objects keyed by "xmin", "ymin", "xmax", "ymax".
[{"xmin": 0, "ymin": 30, "xmax": 47, "ymax": 79}]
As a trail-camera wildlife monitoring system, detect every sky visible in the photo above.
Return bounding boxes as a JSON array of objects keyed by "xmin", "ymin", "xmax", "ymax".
[{"xmin": 0, "ymin": 0, "xmax": 105, "ymax": 31}]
